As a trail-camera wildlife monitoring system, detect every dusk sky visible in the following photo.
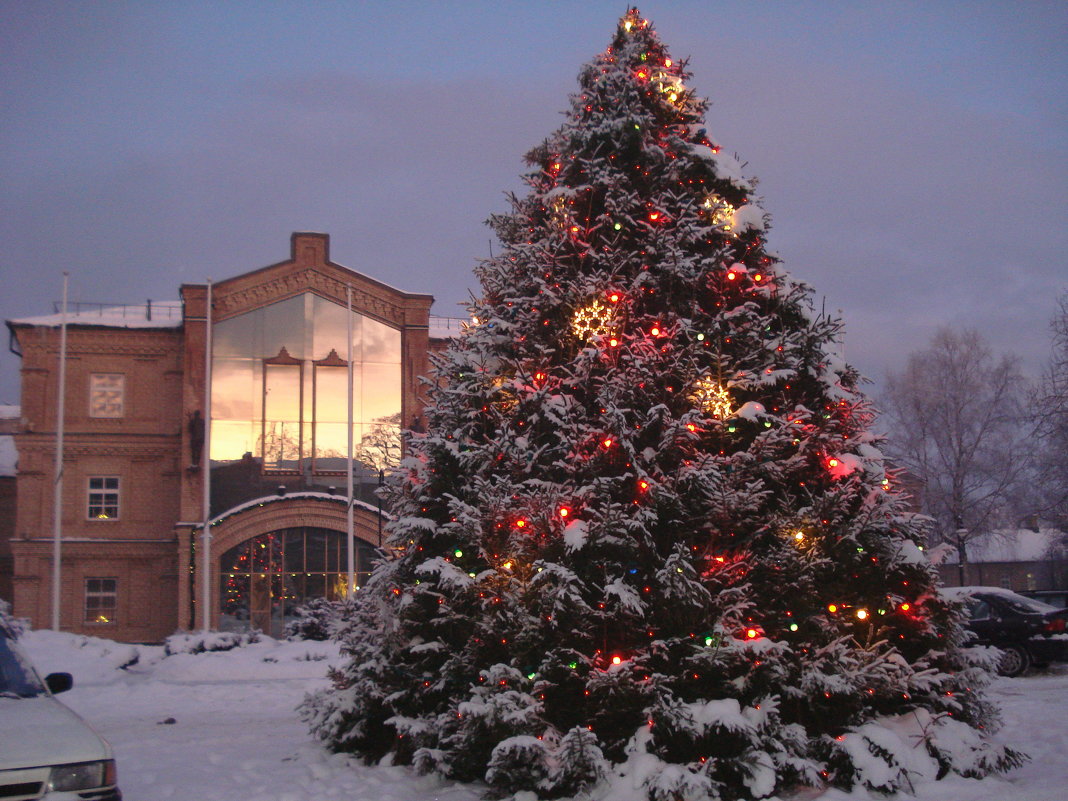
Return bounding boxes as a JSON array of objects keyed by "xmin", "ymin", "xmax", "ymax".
[{"xmin": 2, "ymin": 0, "xmax": 1065, "ymax": 405}]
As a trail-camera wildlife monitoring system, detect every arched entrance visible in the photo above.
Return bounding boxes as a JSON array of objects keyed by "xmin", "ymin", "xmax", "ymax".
[
  {"xmin": 204, "ymin": 493, "xmax": 387, "ymax": 637},
  {"xmin": 218, "ymin": 527, "xmax": 380, "ymax": 636}
]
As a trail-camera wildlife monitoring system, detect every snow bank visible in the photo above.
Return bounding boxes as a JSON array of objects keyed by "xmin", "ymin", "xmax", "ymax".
[
  {"xmin": 19, "ymin": 629, "xmax": 149, "ymax": 685},
  {"xmin": 18, "ymin": 629, "xmax": 342, "ymax": 686}
]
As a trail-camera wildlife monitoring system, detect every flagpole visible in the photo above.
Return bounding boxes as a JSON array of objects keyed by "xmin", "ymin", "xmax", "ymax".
[
  {"xmin": 200, "ymin": 279, "xmax": 214, "ymax": 631},
  {"xmin": 50, "ymin": 272, "xmax": 69, "ymax": 631},
  {"xmin": 346, "ymin": 285, "xmax": 355, "ymax": 597}
]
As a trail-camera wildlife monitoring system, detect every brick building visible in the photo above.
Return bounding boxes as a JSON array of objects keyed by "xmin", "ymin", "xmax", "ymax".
[{"xmin": 2, "ymin": 233, "xmax": 454, "ymax": 641}]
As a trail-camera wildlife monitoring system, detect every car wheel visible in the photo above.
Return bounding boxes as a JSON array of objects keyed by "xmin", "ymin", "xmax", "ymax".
[{"xmin": 997, "ymin": 645, "xmax": 1031, "ymax": 677}]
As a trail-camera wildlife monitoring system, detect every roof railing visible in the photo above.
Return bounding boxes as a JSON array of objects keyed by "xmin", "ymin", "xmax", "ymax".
[{"xmin": 50, "ymin": 300, "xmax": 184, "ymax": 321}]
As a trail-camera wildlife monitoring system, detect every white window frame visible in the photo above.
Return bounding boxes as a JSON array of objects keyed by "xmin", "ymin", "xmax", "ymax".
[
  {"xmin": 87, "ymin": 476, "xmax": 120, "ymax": 520},
  {"xmin": 84, "ymin": 577, "xmax": 118, "ymax": 624},
  {"xmin": 89, "ymin": 373, "xmax": 125, "ymax": 418}
]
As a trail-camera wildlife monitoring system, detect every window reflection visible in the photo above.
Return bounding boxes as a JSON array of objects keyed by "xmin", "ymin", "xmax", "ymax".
[
  {"xmin": 210, "ymin": 293, "xmax": 402, "ymax": 474},
  {"xmin": 220, "ymin": 528, "xmax": 378, "ymax": 637}
]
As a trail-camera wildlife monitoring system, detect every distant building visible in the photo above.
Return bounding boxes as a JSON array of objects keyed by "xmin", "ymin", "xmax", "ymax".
[
  {"xmin": 3, "ymin": 233, "xmax": 457, "ymax": 641},
  {"xmin": 937, "ymin": 527, "xmax": 1068, "ymax": 591}
]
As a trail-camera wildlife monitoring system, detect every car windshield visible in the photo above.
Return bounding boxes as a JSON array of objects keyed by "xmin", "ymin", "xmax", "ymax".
[{"xmin": 0, "ymin": 632, "xmax": 47, "ymax": 698}]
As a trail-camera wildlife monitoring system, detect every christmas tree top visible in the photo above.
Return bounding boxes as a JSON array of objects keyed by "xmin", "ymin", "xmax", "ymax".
[{"xmin": 305, "ymin": 9, "xmax": 1023, "ymax": 799}]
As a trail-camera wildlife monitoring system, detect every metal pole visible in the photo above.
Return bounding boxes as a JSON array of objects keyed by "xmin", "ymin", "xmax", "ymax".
[
  {"xmin": 377, "ymin": 469, "xmax": 384, "ymax": 548},
  {"xmin": 50, "ymin": 273, "xmax": 69, "ymax": 631},
  {"xmin": 200, "ymin": 280, "xmax": 214, "ymax": 631},
  {"xmin": 346, "ymin": 285, "xmax": 355, "ymax": 596}
]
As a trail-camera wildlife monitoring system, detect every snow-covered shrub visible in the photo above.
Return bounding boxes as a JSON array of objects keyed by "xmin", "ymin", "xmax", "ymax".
[
  {"xmin": 485, "ymin": 735, "xmax": 550, "ymax": 796},
  {"xmin": 164, "ymin": 630, "xmax": 260, "ymax": 656},
  {"xmin": 913, "ymin": 708, "xmax": 1028, "ymax": 779},
  {"xmin": 0, "ymin": 597, "xmax": 28, "ymax": 638},
  {"xmin": 544, "ymin": 726, "xmax": 606, "ymax": 797},
  {"xmin": 284, "ymin": 597, "xmax": 351, "ymax": 641}
]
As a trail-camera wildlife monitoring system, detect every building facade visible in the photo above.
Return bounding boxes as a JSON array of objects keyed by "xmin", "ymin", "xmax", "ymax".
[{"xmin": 3, "ymin": 233, "xmax": 450, "ymax": 641}]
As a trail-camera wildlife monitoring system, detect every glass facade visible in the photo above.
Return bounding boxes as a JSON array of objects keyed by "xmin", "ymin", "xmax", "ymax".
[
  {"xmin": 209, "ymin": 292, "xmax": 401, "ymax": 632},
  {"xmin": 218, "ymin": 528, "xmax": 378, "ymax": 637},
  {"xmin": 210, "ymin": 292, "xmax": 402, "ymax": 473}
]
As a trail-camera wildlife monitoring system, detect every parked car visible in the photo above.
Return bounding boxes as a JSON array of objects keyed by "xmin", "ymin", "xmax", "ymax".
[
  {"xmin": 942, "ymin": 586, "xmax": 1068, "ymax": 677},
  {"xmin": 0, "ymin": 624, "xmax": 122, "ymax": 800}
]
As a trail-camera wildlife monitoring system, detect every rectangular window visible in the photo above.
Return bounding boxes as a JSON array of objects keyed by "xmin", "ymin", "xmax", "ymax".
[
  {"xmin": 89, "ymin": 373, "xmax": 125, "ymax": 418},
  {"xmin": 87, "ymin": 477, "xmax": 120, "ymax": 519},
  {"xmin": 85, "ymin": 578, "xmax": 117, "ymax": 624}
]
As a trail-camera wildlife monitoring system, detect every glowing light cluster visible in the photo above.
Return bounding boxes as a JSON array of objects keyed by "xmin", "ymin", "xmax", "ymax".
[
  {"xmin": 690, "ymin": 376, "xmax": 732, "ymax": 418},
  {"xmin": 622, "ymin": 11, "xmax": 648, "ymax": 33},
  {"xmin": 701, "ymin": 194, "xmax": 736, "ymax": 232},
  {"xmin": 549, "ymin": 196, "xmax": 573, "ymax": 232},
  {"xmin": 653, "ymin": 70, "xmax": 684, "ymax": 103},
  {"xmin": 571, "ymin": 298, "xmax": 616, "ymax": 342}
]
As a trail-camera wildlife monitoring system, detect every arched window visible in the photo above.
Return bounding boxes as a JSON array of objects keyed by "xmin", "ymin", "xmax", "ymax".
[{"xmin": 218, "ymin": 527, "xmax": 378, "ymax": 637}]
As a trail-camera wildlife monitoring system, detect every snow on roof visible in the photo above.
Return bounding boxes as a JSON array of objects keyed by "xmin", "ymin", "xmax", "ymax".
[
  {"xmin": 429, "ymin": 316, "xmax": 466, "ymax": 339},
  {"xmin": 9, "ymin": 302, "xmax": 183, "ymax": 330},
  {"xmin": 0, "ymin": 434, "xmax": 16, "ymax": 477},
  {"xmin": 941, "ymin": 528, "xmax": 1068, "ymax": 564},
  {"xmin": 208, "ymin": 490, "xmax": 390, "ymax": 527},
  {"xmin": 0, "ymin": 405, "xmax": 18, "ymax": 419}
]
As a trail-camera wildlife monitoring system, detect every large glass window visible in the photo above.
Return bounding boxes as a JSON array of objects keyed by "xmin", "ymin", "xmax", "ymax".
[
  {"xmin": 218, "ymin": 528, "xmax": 378, "ymax": 637},
  {"xmin": 210, "ymin": 293, "xmax": 402, "ymax": 474}
]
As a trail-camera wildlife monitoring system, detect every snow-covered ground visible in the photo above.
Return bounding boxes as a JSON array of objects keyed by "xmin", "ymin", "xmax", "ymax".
[{"xmin": 16, "ymin": 630, "xmax": 1068, "ymax": 801}]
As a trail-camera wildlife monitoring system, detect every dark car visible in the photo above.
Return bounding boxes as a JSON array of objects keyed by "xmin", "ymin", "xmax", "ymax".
[{"xmin": 942, "ymin": 586, "xmax": 1068, "ymax": 677}]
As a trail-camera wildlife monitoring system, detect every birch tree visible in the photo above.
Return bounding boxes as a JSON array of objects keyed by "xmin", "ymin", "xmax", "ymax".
[
  {"xmin": 882, "ymin": 328, "xmax": 1031, "ymax": 581},
  {"xmin": 1036, "ymin": 292, "xmax": 1068, "ymax": 525}
]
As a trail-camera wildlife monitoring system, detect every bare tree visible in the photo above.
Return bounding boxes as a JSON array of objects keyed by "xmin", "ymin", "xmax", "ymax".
[
  {"xmin": 1035, "ymin": 292, "xmax": 1068, "ymax": 525},
  {"xmin": 355, "ymin": 413, "xmax": 402, "ymax": 472},
  {"xmin": 881, "ymin": 328, "xmax": 1032, "ymax": 582}
]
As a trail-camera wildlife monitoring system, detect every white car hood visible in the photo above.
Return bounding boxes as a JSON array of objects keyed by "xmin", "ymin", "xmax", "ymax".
[{"xmin": 0, "ymin": 695, "xmax": 112, "ymax": 770}]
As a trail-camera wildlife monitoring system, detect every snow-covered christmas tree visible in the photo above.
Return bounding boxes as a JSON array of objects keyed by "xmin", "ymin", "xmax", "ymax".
[{"xmin": 304, "ymin": 9, "xmax": 1022, "ymax": 799}]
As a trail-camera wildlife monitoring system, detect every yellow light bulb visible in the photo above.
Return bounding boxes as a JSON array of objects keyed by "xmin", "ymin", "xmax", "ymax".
[{"xmin": 690, "ymin": 376, "xmax": 732, "ymax": 419}]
